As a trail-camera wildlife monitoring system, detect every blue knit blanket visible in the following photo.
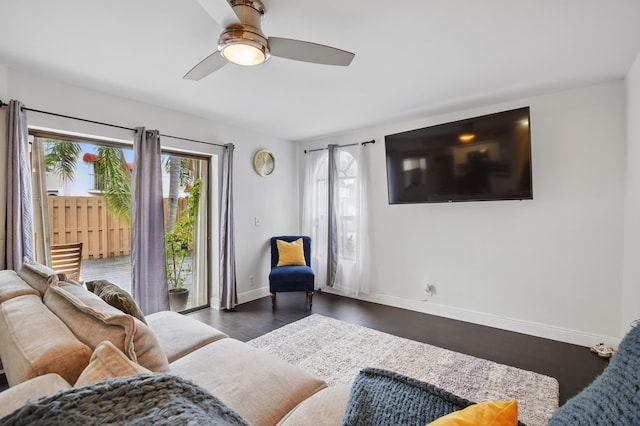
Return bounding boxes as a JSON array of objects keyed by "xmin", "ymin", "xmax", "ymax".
[
  {"xmin": 341, "ymin": 367, "xmax": 526, "ymax": 426},
  {"xmin": 0, "ymin": 373, "xmax": 249, "ymax": 426},
  {"xmin": 548, "ymin": 322, "xmax": 640, "ymax": 425}
]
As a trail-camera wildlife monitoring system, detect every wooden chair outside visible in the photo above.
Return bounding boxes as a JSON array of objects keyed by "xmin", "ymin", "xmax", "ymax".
[{"xmin": 50, "ymin": 242, "xmax": 83, "ymax": 281}]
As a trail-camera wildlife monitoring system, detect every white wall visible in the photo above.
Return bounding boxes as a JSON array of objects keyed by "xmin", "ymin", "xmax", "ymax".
[
  {"xmin": 0, "ymin": 64, "xmax": 8, "ymax": 269},
  {"xmin": 622, "ymin": 52, "xmax": 640, "ymax": 335},
  {"xmin": 0, "ymin": 65, "xmax": 8, "ymax": 100},
  {"xmin": 2, "ymin": 67, "xmax": 299, "ymax": 305},
  {"xmin": 300, "ymin": 81, "xmax": 627, "ymax": 346}
]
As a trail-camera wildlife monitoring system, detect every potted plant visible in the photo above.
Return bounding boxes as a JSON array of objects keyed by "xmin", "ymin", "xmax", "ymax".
[{"xmin": 166, "ymin": 178, "xmax": 200, "ymax": 311}]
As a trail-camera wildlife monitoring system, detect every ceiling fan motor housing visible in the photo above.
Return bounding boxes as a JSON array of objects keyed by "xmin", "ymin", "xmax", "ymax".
[
  {"xmin": 183, "ymin": 0, "xmax": 355, "ymax": 79},
  {"xmin": 218, "ymin": 0, "xmax": 270, "ymax": 62}
]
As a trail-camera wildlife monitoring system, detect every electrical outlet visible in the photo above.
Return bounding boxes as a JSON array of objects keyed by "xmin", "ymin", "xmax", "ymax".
[
  {"xmin": 249, "ymin": 275, "xmax": 255, "ymax": 287},
  {"xmin": 425, "ymin": 283, "xmax": 436, "ymax": 297},
  {"xmin": 419, "ymin": 283, "xmax": 436, "ymax": 302}
]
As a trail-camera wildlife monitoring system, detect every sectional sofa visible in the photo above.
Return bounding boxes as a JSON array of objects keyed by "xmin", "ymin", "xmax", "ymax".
[
  {"xmin": 1, "ymin": 260, "xmax": 639, "ymax": 425},
  {"xmin": 0, "ymin": 261, "xmax": 349, "ymax": 425}
]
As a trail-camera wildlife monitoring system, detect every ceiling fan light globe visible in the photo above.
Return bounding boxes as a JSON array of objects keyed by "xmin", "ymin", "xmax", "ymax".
[{"xmin": 222, "ymin": 42, "xmax": 266, "ymax": 66}]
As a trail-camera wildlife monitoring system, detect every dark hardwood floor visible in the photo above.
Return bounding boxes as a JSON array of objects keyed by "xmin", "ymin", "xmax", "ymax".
[
  {"xmin": 0, "ymin": 291, "xmax": 609, "ymax": 406},
  {"xmin": 187, "ymin": 291, "xmax": 609, "ymax": 406}
]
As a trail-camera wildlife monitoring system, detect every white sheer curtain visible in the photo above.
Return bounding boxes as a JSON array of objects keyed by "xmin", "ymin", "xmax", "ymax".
[
  {"xmin": 332, "ymin": 143, "xmax": 372, "ymax": 296},
  {"xmin": 302, "ymin": 150, "xmax": 328, "ymax": 287},
  {"xmin": 302, "ymin": 143, "xmax": 372, "ymax": 295}
]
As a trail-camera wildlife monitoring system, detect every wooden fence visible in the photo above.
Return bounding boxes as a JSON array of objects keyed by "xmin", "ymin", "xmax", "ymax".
[{"xmin": 47, "ymin": 196, "xmax": 187, "ymax": 260}]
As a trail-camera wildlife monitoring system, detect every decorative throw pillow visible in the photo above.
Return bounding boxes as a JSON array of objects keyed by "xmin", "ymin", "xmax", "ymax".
[
  {"xmin": 427, "ymin": 399, "xmax": 519, "ymax": 426},
  {"xmin": 75, "ymin": 340, "xmax": 150, "ymax": 387},
  {"xmin": 43, "ymin": 282, "xmax": 169, "ymax": 372},
  {"xmin": 61, "ymin": 276, "xmax": 83, "ymax": 286},
  {"xmin": 17, "ymin": 259, "xmax": 59, "ymax": 297},
  {"xmin": 86, "ymin": 280, "xmax": 147, "ymax": 324},
  {"xmin": 276, "ymin": 238, "xmax": 306, "ymax": 267}
]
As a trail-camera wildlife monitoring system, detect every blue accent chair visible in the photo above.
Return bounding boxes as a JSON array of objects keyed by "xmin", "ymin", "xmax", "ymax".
[{"xmin": 268, "ymin": 236, "xmax": 314, "ymax": 310}]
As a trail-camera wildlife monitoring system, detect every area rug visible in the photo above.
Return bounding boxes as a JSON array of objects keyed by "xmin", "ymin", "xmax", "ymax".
[{"xmin": 248, "ymin": 314, "xmax": 559, "ymax": 426}]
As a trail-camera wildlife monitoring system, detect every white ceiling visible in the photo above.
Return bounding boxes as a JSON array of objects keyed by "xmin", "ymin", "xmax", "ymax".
[{"xmin": 1, "ymin": 0, "xmax": 639, "ymax": 141}]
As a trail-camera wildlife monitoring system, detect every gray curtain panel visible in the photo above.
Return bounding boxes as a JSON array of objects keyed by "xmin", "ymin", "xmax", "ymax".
[
  {"xmin": 5, "ymin": 100, "xmax": 35, "ymax": 269},
  {"xmin": 219, "ymin": 143, "xmax": 237, "ymax": 310},
  {"xmin": 131, "ymin": 128, "xmax": 169, "ymax": 314},
  {"xmin": 326, "ymin": 144, "xmax": 339, "ymax": 287}
]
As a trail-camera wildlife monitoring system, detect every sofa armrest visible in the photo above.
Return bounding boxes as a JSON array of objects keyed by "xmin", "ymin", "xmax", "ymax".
[
  {"xmin": 0, "ymin": 373, "xmax": 71, "ymax": 418},
  {"xmin": 0, "ymin": 294, "xmax": 92, "ymax": 386},
  {"xmin": 0, "ymin": 270, "xmax": 40, "ymax": 303}
]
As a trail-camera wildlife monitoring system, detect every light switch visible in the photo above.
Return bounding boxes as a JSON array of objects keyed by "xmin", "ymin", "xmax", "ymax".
[{"xmin": 254, "ymin": 217, "xmax": 261, "ymax": 226}]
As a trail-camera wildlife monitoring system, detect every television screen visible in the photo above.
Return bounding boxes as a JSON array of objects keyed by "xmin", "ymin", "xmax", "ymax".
[{"xmin": 384, "ymin": 107, "xmax": 532, "ymax": 204}]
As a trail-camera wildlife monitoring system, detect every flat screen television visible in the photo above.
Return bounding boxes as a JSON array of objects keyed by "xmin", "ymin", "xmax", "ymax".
[{"xmin": 384, "ymin": 107, "xmax": 532, "ymax": 204}]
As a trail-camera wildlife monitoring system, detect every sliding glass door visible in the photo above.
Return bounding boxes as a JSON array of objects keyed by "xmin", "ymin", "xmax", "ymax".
[
  {"xmin": 161, "ymin": 152, "xmax": 209, "ymax": 310},
  {"xmin": 30, "ymin": 132, "xmax": 211, "ymax": 311}
]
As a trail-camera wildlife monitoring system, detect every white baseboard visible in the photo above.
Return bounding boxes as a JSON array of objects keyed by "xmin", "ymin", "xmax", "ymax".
[
  {"xmin": 320, "ymin": 287, "xmax": 622, "ymax": 348},
  {"xmin": 213, "ymin": 285, "xmax": 621, "ymax": 348},
  {"xmin": 208, "ymin": 297, "xmax": 221, "ymax": 310},
  {"xmin": 238, "ymin": 287, "xmax": 270, "ymax": 304},
  {"xmin": 210, "ymin": 286, "xmax": 270, "ymax": 310}
]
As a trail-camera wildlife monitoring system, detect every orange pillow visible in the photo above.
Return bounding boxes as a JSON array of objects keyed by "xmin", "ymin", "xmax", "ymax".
[
  {"xmin": 427, "ymin": 399, "xmax": 518, "ymax": 426},
  {"xmin": 276, "ymin": 238, "xmax": 307, "ymax": 266}
]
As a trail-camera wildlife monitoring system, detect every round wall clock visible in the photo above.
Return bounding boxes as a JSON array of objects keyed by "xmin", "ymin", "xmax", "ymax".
[{"xmin": 253, "ymin": 149, "xmax": 275, "ymax": 176}]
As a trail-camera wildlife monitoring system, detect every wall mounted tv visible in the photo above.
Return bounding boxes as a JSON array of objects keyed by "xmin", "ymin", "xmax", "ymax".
[{"xmin": 384, "ymin": 107, "xmax": 532, "ymax": 204}]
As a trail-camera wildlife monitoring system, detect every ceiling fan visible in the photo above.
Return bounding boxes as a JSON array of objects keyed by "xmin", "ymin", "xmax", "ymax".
[{"xmin": 184, "ymin": 0, "xmax": 355, "ymax": 80}]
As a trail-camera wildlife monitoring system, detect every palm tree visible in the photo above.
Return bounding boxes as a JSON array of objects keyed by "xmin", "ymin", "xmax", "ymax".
[
  {"xmin": 44, "ymin": 139, "xmax": 82, "ymax": 183},
  {"xmin": 44, "ymin": 139, "xmax": 132, "ymax": 222},
  {"xmin": 166, "ymin": 156, "xmax": 182, "ymax": 231},
  {"xmin": 93, "ymin": 146, "xmax": 132, "ymax": 224},
  {"xmin": 165, "ymin": 156, "xmax": 196, "ymax": 232}
]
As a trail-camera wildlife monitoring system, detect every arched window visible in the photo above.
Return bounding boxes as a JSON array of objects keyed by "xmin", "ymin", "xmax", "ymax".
[
  {"xmin": 303, "ymin": 144, "xmax": 370, "ymax": 295},
  {"xmin": 311, "ymin": 150, "xmax": 358, "ymax": 260}
]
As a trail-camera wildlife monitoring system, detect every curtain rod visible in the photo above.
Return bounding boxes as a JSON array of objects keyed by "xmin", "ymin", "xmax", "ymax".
[
  {"xmin": 304, "ymin": 139, "xmax": 375, "ymax": 154},
  {"xmin": 0, "ymin": 99, "xmax": 227, "ymax": 148}
]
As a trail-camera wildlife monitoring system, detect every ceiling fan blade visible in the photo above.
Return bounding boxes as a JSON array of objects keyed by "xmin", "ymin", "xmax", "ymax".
[
  {"xmin": 195, "ymin": 0, "xmax": 239, "ymax": 29},
  {"xmin": 183, "ymin": 51, "xmax": 228, "ymax": 80},
  {"xmin": 269, "ymin": 37, "xmax": 355, "ymax": 66}
]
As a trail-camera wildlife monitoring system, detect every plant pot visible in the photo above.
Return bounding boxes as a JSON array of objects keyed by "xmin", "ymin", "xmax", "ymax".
[{"xmin": 169, "ymin": 288, "xmax": 189, "ymax": 312}]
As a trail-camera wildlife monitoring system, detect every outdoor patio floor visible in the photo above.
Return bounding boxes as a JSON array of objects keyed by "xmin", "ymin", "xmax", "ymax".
[
  {"xmin": 79, "ymin": 256, "xmax": 196, "ymax": 310},
  {"xmin": 80, "ymin": 256, "xmax": 133, "ymax": 293}
]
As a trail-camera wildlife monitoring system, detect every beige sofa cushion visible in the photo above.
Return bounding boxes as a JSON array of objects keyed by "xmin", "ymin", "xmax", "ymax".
[
  {"xmin": 0, "ymin": 294, "xmax": 92, "ymax": 386},
  {"xmin": 75, "ymin": 340, "xmax": 151, "ymax": 387},
  {"xmin": 146, "ymin": 310, "xmax": 228, "ymax": 362},
  {"xmin": 43, "ymin": 283, "xmax": 169, "ymax": 372},
  {"xmin": 170, "ymin": 338, "xmax": 327, "ymax": 426},
  {"xmin": 0, "ymin": 373, "xmax": 71, "ymax": 418},
  {"xmin": 0, "ymin": 270, "xmax": 39, "ymax": 303},
  {"xmin": 17, "ymin": 260, "xmax": 59, "ymax": 297},
  {"xmin": 277, "ymin": 385, "xmax": 351, "ymax": 426}
]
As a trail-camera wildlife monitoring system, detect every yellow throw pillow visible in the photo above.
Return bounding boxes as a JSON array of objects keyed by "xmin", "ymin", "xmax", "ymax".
[
  {"xmin": 427, "ymin": 399, "xmax": 518, "ymax": 426},
  {"xmin": 276, "ymin": 238, "xmax": 307, "ymax": 267}
]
